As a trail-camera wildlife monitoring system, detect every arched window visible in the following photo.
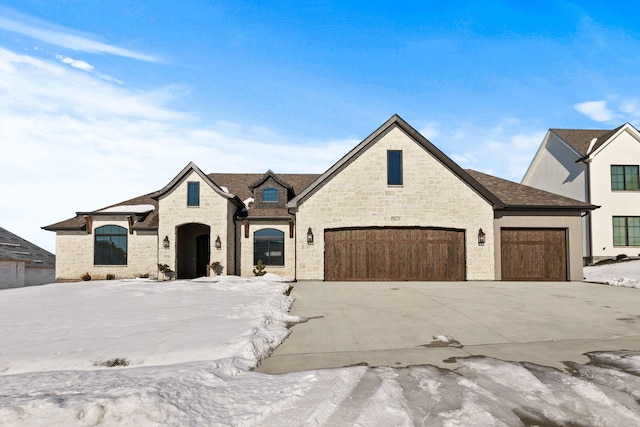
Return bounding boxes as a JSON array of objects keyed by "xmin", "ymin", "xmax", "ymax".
[
  {"xmin": 262, "ymin": 187, "xmax": 278, "ymax": 202},
  {"xmin": 254, "ymin": 228, "xmax": 284, "ymax": 266},
  {"xmin": 94, "ymin": 225, "xmax": 127, "ymax": 265}
]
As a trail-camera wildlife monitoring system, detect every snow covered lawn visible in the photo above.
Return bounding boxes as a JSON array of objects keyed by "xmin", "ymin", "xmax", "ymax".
[
  {"xmin": 584, "ymin": 258, "xmax": 640, "ymax": 289},
  {"xmin": 1, "ymin": 270, "xmax": 639, "ymax": 426}
]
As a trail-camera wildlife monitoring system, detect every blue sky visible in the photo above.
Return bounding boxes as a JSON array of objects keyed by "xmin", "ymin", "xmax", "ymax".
[{"xmin": 1, "ymin": 1, "xmax": 639, "ymax": 252}]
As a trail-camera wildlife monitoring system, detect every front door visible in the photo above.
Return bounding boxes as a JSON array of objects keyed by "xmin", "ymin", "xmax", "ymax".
[{"xmin": 196, "ymin": 234, "xmax": 210, "ymax": 277}]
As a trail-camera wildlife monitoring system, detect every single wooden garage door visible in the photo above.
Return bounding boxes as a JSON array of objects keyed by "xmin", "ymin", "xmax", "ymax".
[
  {"xmin": 501, "ymin": 228, "xmax": 567, "ymax": 281},
  {"xmin": 324, "ymin": 227, "xmax": 465, "ymax": 281}
]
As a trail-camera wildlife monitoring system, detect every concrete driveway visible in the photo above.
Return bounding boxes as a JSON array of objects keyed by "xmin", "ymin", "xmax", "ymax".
[{"xmin": 257, "ymin": 281, "xmax": 640, "ymax": 373}]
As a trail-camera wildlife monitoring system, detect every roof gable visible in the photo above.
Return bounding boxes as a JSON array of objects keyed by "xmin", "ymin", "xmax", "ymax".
[
  {"xmin": 149, "ymin": 162, "xmax": 243, "ymax": 207},
  {"xmin": 288, "ymin": 114, "xmax": 504, "ymax": 209},
  {"xmin": 248, "ymin": 170, "xmax": 294, "ymax": 191},
  {"xmin": 550, "ymin": 123, "xmax": 638, "ymax": 158}
]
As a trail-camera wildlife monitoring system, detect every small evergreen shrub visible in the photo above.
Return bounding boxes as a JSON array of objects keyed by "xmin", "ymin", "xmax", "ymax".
[
  {"xmin": 253, "ymin": 260, "xmax": 267, "ymax": 276},
  {"xmin": 210, "ymin": 262, "xmax": 223, "ymax": 275}
]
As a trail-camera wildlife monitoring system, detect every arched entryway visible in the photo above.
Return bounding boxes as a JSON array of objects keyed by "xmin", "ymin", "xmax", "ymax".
[{"xmin": 176, "ymin": 223, "xmax": 210, "ymax": 279}]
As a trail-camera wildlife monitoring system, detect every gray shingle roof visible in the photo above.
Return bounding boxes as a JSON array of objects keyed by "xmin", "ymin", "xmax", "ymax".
[
  {"xmin": 466, "ymin": 170, "xmax": 596, "ymax": 210},
  {"xmin": 43, "ymin": 172, "xmax": 321, "ymax": 230},
  {"xmin": 0, "ymin": 227, "xmax": 55, "ymax": 266}
]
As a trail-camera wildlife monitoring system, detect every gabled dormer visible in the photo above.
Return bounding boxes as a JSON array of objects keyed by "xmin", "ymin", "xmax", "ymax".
[{"xmin": 248, "ymin": 170, "xmax": 294, "ymax": 210}]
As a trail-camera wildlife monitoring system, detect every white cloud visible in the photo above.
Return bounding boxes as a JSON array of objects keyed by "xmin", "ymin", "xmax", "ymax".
[
  {"xmin": 440, "ymin": 120, "xmax": 545, "ymax": 183},
  {"xmin": 418, "ymin": 122, "xmax": 439, "ymax": 140},
  {"xmin": 55, "ymin": 55, "xmax": 94, "ymax": 71},
  {"xmin": 0, "ymin": 11, "xmax": 158, "ymax": 62},
  {"xmin": 574, "ymin": 100, "xmax": 615, "ymax": 122},
  {"xmin": 0, "ymin": 47, "xmax": 352, "ymax": 253}
]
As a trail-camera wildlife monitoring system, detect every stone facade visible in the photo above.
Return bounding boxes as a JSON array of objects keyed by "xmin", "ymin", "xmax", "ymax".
[
  {"xmin": 157, "ymin": 170, "xmax": 235, "ymax": 277},
  {"xmin": 54, "ymin": 217, "xmax": 157, "ymax": 281},
  {"xmin": 46, "ymin": 116, "xmax": 591, "ymax": 282},
  {"xmin": 238, "ymin": 221, "xmax": 296, "ymax": 278},
  {"xmin": 294, "ymin": 126, "xmax": 496, "ymax": 280}
]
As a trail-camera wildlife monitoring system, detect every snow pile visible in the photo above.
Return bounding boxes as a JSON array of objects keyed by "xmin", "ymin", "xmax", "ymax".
[
  {"xmin": 584, "ymin": 259, "xmax": 640, "ymax": 289},
  {"xmin": 1, "ymin": 276, "xmax": 640, "ymax": 425},
  {"xmin": 98, "ymin": 204, "xmax": 155, "ymax": 214},
  {"xmin": 0, "ymin": 277, "xmax": 298, "ymax": 376}
]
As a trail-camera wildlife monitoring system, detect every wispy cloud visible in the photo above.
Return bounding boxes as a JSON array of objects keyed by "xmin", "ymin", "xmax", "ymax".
[
  {"xmin": 574, "ymin": 100, "xmax": 615, "ymax": 122},
  {"xmin": 440, "ymin": 119, "xmax": 546, "ymax": 182},
  {"xmin": 0, "ymin": 47, "xmax": 352, "ymax": 252},
  {"xmin": 0, "ymin": 11, "xmax": 158, "ymax": 62},
  {"xmin": 55, "ymin": 54, "xmax": 124, "ymax": 83}
]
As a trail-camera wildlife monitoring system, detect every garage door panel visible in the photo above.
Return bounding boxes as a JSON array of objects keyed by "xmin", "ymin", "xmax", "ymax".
[
  {"xmin": 324, "ymin": 227, "xmax": 465, "ymax": 281},
  {"xmin": 501, "ymin": 229, "xmax": 567, "ymax": 281}
]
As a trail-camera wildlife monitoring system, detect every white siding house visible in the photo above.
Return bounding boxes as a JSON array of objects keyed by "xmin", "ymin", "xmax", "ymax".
[{"xmin": 522, "ymin": 123, "xmax": 640, "ymax": 263}]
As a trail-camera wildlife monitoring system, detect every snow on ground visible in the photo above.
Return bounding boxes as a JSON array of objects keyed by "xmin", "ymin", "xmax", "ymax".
[
  {"xmin": 1, "ymin": 272, "xmax": 639, "ymax": 426},
  {"xmin": 584, "ymin": 258, "xmax": 640, "ymax": 289}
]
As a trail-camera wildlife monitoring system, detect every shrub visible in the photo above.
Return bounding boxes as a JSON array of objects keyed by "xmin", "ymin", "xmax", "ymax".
[
  {"xmin": 106, "ymin": 273, "xmax": 115, "ymax": 280},
  {"xmin": 210, "ymin": 261, "xmax": 223, "ymax": 275},
  {"xmin": 253, "ymin": 260, "xmax": 267, "ymax": 276},
  {"xmin": 81, "ymin": 272, "xmax": 91, "ymax": 281},
  {"xmin": 95, "ymin": 358, "xmax": 130, "ymax": 368}
]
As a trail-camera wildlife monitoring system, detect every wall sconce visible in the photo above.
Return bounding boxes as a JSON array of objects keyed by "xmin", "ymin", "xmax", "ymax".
[
  {"xmin": 478, "ymin": 228, "xmax": 486, "ymax": 246},
  {"xmin": 307, "ymin": 227, "xmax": 314, "ymax": 245},
  {"xmin": 215, "ymin": 235, "xmax": 222, "ymax": 250},
  {"xmin": 163, "ymin": 235, "xmax": 170, "ymax": 249}
]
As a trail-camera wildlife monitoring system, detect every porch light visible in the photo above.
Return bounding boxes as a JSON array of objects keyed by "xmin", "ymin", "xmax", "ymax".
[
  {"xmin": 307, "ymin": 227, "xmax": 314, "ymax": 245},
  {"xmin": 215, "ymin": 235, "xmax": 222, "ymax": 250},
  {"xmin": 163, "ymin": 235, "xmax": 170, "ymax": 249},
  {"xmin": 478, "ymin": 228, "xmax": 486, "ymax": 246}
]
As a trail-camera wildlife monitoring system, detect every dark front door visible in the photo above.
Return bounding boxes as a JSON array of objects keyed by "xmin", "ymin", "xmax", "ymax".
[{"xmin": 196, "ymin": 234, "xmax": 210, "ymax": 277}]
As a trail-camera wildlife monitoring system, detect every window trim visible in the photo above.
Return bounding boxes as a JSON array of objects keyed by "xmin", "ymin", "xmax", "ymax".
[
  {"xmin": 187, "ymin": 181, "xmax": 200, "ymax": 207},
  {"xmin": 262, "ymin": 187, "xmax": 279, "ymax": 203},
  {"xmin": 613, "ymin": 216, "xmax": 640, "ymax": 247},
  {"xmin": 94, "ymin": 225, "xmax": 128, "ymax": 266},
  {"xmin": 253, "ymin": 228, "xmax": 285, "ymax": 266},
  {"xmin": 387, "ymin": 150, "xmax": 403, "ymax": 186},
  {"xmin": 611, "ymin": 165, "xmax": 639, "ymax": 191}
]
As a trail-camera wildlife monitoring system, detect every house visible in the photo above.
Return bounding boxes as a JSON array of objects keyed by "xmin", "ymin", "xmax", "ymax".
[
  {"xmin": 522, "ymin": 123, "xmax": 640, "ymax": 264},
  {"xmin": 44, "ymin": 115, "xmax": 595, "ymax": 282},
  {"xmin": 0, "ymin": 227, "xmax": 55, "ymax": 289}
]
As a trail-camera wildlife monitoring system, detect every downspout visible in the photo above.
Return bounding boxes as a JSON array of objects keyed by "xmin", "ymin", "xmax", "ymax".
[
  {"xmin": 578, "ymin": 141, "xmax": 595, "ymax": 266},
  {"xmin": 586, "ymin": 160, "xmax": 593, "ymax": 265}
]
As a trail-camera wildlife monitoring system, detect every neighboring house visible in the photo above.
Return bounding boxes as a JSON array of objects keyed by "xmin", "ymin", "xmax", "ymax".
[
  {"xmin": 0, "ymin": 227, "xmax": 55, "ymax": 289},
  {"xmin": 522, "ymin": 123, "xmax": 640, "ymax": 264},
  {"xmin": 44, "ymin": 115, "xmax": 595, "ymax": 282}
]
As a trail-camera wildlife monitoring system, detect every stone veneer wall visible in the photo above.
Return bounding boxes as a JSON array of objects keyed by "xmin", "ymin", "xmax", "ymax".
[
  {"xmin": 54, "ymin": 217, "xmax": 158, "ymax": 281},
  {"xmin": 157, "ymin": 171, "xmax": 232, "ymax": 276},
  {"xmin": 294, "ymin": 126, "xmax": 496, "ymax": 280},
  {"xmin": 239, "ymin": 221, "xmax": 296, "ymax": 278}
]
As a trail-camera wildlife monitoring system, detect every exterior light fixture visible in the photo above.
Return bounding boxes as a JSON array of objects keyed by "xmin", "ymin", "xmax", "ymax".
[
  {"xmin": 307, "ymin": 227, "xmax": 314, "ymax": 245},
  {"xmin": 478, "ymin": 228, "xmax": 486, "ymax": 246},
  {"xmin": 215, "ymin": 235, "xmax": 222, "ymax": 250},
  {"xmin": 163, "ymin": 235, "xmax": 170, "ymax": 249}
]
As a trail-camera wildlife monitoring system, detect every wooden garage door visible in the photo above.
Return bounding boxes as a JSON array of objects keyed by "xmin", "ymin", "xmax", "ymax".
[
  {"xmin": 501, "ymin": 228, "xmax": 567, "ymax": 281},
  {"xmin": 324, "ymin": 227, "xmax": 465, "ymax": 281}
]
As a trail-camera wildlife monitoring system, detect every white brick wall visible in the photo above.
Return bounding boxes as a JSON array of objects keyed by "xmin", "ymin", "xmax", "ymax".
[{"xmin": 294, "ymin": 126, "xmax": 496, "ymax": 280}]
